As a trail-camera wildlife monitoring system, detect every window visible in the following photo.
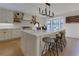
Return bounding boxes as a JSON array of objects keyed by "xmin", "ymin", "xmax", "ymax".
[{"xmin": 46, "ymin": 17, "xmax": 65, "ymax": 32}]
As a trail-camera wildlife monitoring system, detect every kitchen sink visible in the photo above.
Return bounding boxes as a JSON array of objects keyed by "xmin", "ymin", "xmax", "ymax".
[{"xmin": 22, "ymin": 26, "xmax": 32, "ymax": 30}]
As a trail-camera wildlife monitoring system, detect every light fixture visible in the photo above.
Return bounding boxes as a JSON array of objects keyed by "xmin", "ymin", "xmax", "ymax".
[{"xmin": 39, "ymin": 3, "xmax": 54, "ymax": 17}]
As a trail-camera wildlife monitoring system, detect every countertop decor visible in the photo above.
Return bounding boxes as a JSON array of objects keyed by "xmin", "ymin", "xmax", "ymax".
[{"xmin": 13, "ymin": 12, "xmax": 24, "ymax": 23}]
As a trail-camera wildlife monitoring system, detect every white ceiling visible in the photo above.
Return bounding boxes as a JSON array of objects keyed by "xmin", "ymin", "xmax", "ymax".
[{"xmin": 0, "ymin": 3, "xmax": 79, "ymax": 17}]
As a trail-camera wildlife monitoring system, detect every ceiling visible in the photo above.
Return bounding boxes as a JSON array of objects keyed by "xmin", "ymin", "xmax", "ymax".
[{"xmin": 0, "ymin": 3, "xmax": 79, "ymax": 18}]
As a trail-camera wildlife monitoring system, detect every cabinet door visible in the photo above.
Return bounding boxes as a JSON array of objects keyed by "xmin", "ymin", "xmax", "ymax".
[
  {"xmin": 0, "ymin": 29, "xmax": 11, "ymax": 40},
  {"xmin": 11, "ymin": 29, "xmax": 21, "ymax": 39},
  {"xmin": 0, "ymin": 30, "xmax": 5, "ymax": 40},
  {"xmin": 4, "ymin": 29, "xmax": 12, "ymax": 40},
  {"xmin": 0, "ymin": 29, "xmax": 20, "ymax": 41}
]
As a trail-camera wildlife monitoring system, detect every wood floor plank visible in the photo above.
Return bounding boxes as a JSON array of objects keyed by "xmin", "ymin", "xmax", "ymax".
[{"xmin": 0, "ymin": 37, "xmax": 24, "ymax": 56}]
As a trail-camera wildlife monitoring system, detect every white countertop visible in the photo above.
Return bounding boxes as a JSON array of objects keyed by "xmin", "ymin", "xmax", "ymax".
[
  {"xmin": 0, "ymin": 23, "xmax": 20, "ymax": 29},
  {"xmin": 21, "ymin": 29, "xmax": 65, "ymax": 37}
]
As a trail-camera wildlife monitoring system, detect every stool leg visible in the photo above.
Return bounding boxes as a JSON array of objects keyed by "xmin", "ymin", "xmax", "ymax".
[
  {"xmin": 60, "ymin": 40, "xmax": 63, "ymax": 52},
  {"xmin": 56, "ymin": 43, "xmax": 59, "ymax": 56},
  {"xmin": 52, "ymin": 50, "xmax": 55, "ymax": 56},
  {"xmin": 41, "ymin": 45, "xmax": 45, "ymax": 55},
  {"xmin": 41, "ymin": 43, "xmax": 47, "ymax": 56},
  {"xmin": 51, "ymin": 45, "xmax": 56, "ymax": 56},
  {"xmin": 48, "ymin": 43, "xmax": 52, "ymax": 56},
  {"xmin": 64, "ymin": 39, "xmax": 67, "ymax": 48}
]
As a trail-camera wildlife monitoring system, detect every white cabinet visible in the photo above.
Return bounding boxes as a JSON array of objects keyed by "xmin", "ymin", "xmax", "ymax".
[
  {"xmin": 0, "ymin": 29, "xmax": 20, "ymax": 41},
  {"xmin": 11, "ymin": 29, "xmax": 21, "ymax": 39},
  {"xmin": 0, "ymin": 30, "xmax": 10, "ymax": 40},
  {"xmin": 0, "ymin": 30, "xmax": 5, "ymax": 40},
  {"xmin": 3, "ymin": 30, "xmax": 12, "ymax": 40}
]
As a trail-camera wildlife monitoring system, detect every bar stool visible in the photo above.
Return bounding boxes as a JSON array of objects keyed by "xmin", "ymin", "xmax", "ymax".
[
  {"xmin": 53, "ymin": 33, "xmax": 65, "ymax": 55},
  {"xmin": 41, "ymin": 37, "xmax": 56, "ymax": 56},
  {"xmin": 41, "ymin": 31, "xmax": 66, "ymax": 56},
  {"xmin": 59, "ymin": 30, "xmax": 66, "ymax": 49},
  {"xmin": 54, "ymin": 30, "xmax": 66, "ymax": 55},
  {"xmin": 54, "ymin": 34, "xmax": 61, "ymax": 56},
  {"xmin": 56, "ymin": 33, "xmax": 64, "ymax": 52},
  {"xmin": 42, "ymin": 35, "xmax": 62, "ymax": 56}
]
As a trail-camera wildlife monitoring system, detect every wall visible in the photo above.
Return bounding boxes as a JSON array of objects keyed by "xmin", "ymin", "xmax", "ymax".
[
  {"xmin": 54, "ymin": 15, "xmax": 79, "ymax": 39},
  {"xmin": 65, "ymin": 23, "xmax": 79, "ymax": 38},
  {"xmin": 63, "ymin": 15, "xmax": 79, "ymax": 38},
  {"xmin": 21, "ymin": 13, "xmax": 46, "ymax": 27},
  {"xmin": 0, "ymin": 8, "xmax": 13, "ymax": 23},
  {"xmin": 0, "ymin": 8, "xmax": 46, "ymax": 28}
]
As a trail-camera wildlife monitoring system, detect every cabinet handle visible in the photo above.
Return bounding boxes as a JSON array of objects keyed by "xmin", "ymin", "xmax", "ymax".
[{"xmin": 3, "ymin": 32, "xmax": 7, "ymax": 33}]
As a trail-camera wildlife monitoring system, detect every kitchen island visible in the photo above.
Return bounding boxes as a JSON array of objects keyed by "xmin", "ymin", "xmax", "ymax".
[{"xmin": 21, "ymin": 29, "xmax": 65, "ymax": 56}]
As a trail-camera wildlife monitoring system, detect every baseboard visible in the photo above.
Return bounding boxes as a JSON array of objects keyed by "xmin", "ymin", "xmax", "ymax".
[
  {"xmin": 66, "ymin": 36, "xmax": 79, "ymax": 40},
  {"xmin": 0, "ymin": 37, "xmax": 21, "ymax": 42}
]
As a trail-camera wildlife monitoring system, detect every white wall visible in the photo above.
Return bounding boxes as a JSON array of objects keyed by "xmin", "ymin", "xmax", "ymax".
[
  {"xmin": 65, "ymin": 23, "xmax": 79, "ymax": 38},
  {"xmin": 53, "ymin": 15, "xmax": 79, "ymax": 39},
  {"xmin": 0, "ymin": 8, "xmax": 13, "ymax": 23},
  {"xmin": 21, "ymin": 13, "xmax": 46, "ymax": 27},
  {"xmin": 0, "ymin": 8, "xmax": 46, "ymax": 28}
]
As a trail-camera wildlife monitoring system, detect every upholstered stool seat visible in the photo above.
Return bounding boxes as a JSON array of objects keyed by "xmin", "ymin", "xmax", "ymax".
[{"xmin": 42, "ymin": 37, "xmax": 56, "ymax": 56}]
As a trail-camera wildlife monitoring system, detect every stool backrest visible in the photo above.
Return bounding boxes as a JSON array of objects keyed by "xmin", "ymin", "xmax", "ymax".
[
  {"xmin": 59, "ymin": 30, "xmax": 65, "ymax": 40},
  {"xmin": 55, "ymin": 34, "xmax": 60, "ymax": 42},
  {"xmin": 42, "ymin": 37, "xmax": 50, "ymax": 43},
  {"xmin": 55, "ymin": 30, "xmax": 65, "ymax": 42}
]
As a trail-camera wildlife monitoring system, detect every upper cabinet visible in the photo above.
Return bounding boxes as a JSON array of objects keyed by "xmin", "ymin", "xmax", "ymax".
[{"xmin": 66, "ymin": 15, "xmax": 79, "ymax": 23}]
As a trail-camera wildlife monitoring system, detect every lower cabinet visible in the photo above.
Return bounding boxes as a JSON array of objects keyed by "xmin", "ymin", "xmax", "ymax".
[
  {"xmin": 11, "ymin": 29, "xmax": 21, "ymax": 39},
  {"xmin": 0, "ymin": 29, "xmax": 20, "ymax": 40}
]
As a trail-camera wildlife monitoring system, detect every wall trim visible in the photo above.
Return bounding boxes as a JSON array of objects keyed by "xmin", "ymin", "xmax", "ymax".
[{"xmin": 66, "ymin": 36, "xmax": 79, "ymax": 40}]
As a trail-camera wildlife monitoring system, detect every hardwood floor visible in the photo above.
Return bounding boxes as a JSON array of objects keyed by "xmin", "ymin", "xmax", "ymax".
[
  {"xmin": 61, "ymin": 37, "xmax": 79, "ymax": 56},
  {"xmin": 0, "ymin": 37, "xmax": 79, "ymax": 56},
  {"xmin": 0, "ymin": 37, "xmax": 24, "ymax": 56}
]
